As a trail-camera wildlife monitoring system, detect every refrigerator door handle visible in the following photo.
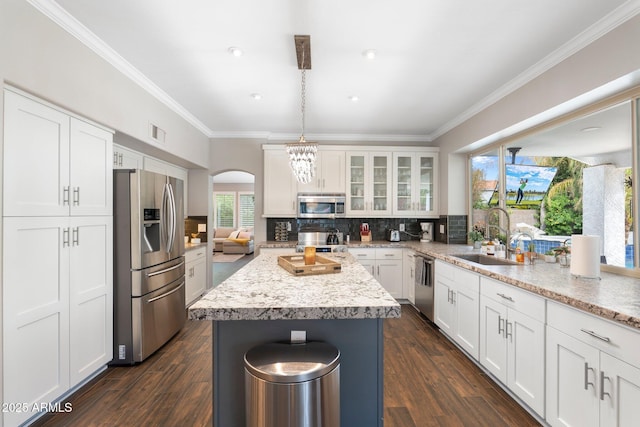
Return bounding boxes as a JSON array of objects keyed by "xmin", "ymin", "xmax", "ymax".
[
  {"xmin": 167, "ymin": 182, "xmax": 176, "ymax": 253},
  {"xmin": 161, "ymin": 182, "xmax": 169, "ymax": 251},
  {"xmin": 147, "ymin": 281, "xmax": 184, "ymax": 303},
  {"xmin": 147, "ymin": 260, "xmax": 185, "ymax": 278},
  {"xmin": 161, "ymin": 182, "xmax": 177, "ymax": 254}
]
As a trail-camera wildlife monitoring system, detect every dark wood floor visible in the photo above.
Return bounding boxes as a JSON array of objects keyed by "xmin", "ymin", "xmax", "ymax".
[{"xmin": 32, "ymin": 305, "xmax": 540, "ymax": 427}]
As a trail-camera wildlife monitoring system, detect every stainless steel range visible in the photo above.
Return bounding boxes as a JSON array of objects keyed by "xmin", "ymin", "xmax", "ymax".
[{"xmin": 295, "ymin": 230, "xmax": 348, "ymax": 253}]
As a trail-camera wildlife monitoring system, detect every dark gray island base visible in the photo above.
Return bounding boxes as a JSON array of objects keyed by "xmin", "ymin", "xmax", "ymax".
[
  {"xmin": 214, "ymin": 317, "xmax": 383, "ymax": 426},
  {"xmin": 189, "ymin": 253, "xmax": 400, "ymax": 426}
]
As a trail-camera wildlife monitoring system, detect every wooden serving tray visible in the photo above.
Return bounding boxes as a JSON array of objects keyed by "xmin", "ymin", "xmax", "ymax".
[{"xmin": 277, "ymin": 255, "xmax": 342, "ymax": 276}]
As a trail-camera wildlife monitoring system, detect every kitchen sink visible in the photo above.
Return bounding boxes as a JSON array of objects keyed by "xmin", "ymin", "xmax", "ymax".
[{"xmin": 451, "ymin": 253, "xmax": 521, "ymax": 266}]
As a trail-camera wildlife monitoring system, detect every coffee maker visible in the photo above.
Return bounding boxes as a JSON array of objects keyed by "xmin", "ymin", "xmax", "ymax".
[{"xmin": 420, "ymin": 222, "xmax": 433, "ymax": 242}]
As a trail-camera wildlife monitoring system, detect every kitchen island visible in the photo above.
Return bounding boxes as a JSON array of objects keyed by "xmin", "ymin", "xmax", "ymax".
[{"xmin": 188, "ymin": 252, "xmax": 400, "ymax": 426}]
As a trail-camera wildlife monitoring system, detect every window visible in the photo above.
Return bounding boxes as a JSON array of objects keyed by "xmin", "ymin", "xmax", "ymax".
[
  {"xmin": 214, "ymin": 192, "xmax": 235, "ymax": 227},
  {"xmin": 214, "ymin": 191, "xmax": 255, "ymax": 228},
  {"xmin": 239, "ymin": 192, "xmax": 255, "ymax": 228},
  {"xmin": 469, "ymin": 98, "xmax": 637, "ymax": 274}
]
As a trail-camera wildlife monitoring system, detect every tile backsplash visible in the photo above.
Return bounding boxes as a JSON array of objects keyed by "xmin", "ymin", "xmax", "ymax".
[
  {"xmin": 266, "ymin": 217, "xmax": 455, "ymax": 243},
  {"xmin": 185, "ymin": 216, "xmax": 208, "ymax": 241}
]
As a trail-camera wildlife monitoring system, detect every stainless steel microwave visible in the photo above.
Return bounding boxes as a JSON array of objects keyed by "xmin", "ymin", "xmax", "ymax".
[{"xmin": 297, "ymin": 193, "xmax": 346, "ymax": 218}]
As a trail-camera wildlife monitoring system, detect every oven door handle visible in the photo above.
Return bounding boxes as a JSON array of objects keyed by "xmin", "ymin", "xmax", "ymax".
[
  {"xmin": 147, "ymin": 281, "xmax": 184, "ymax": 303},
  {"xmin": 147, "ymin": 260, "xmax": 185, "ymax": 278}
]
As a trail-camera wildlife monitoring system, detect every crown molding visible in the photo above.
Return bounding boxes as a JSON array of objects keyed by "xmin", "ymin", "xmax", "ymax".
[
  {"xmin": 28, "ymin": 0, "xmax": 640, "ymax": 143},
  {"xmin": 209, "ymin": 131, "xmax": 432, "ymax": 143},
  {"xmin": 430, "ymin": 0, "xmax": 640, "ymax": 141},
  {"xmin": 26, "ymin": 0, "xmax": 214, "ymax": 138}
]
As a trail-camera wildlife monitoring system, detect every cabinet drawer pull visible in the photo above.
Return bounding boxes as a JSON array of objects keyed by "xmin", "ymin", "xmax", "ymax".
[
  {"xmin": 496, "ymin": 293, "xmax": 514, "ymax": 302},
  {"xmin": 599, "ymin": 371, "xmax": 611, "ymax": 401},
  {"xmin": 584, "ymin": 362, "xmax": 595, "ymax": 390},
  {"xmin": 580, "ymin": 328, "xmax": 611, "ymax": 343},
  {"xmin": 63, "ymin": 186, "xmax": 70, "ymax": 206},
  {"xmin": 505, "ymin": 321, "xmax": 513, "ymax": 341},
  {"xmin": 498, "ymin": 315, "xmax": 504, "ymax": 336},
  {"xmin": 73, "ymin": 187, "xmax": 80, "ymax": 206},
  {"xmin": 72, "ymin": 227, "xmax": 79, "ymax": 246}
]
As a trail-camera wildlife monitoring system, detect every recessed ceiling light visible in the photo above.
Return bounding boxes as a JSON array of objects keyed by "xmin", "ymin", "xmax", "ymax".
[
  {"xmin": 362, "ymin": 49, "xmax": 377, "ymax": 60},
  {"xmin": 250, "ymin": 93, "xmax": 262, "ymax": 100},
  {"xmin": 581, "ymin": 126, "xmax": 601, "ymax": 132},
  {"xmin": 228, "ymin": 47, "xmax": 243, "ymax": 57},
  {"xmin": 348, "ymin": 95, "xmax": 359, "ymax": 102}
]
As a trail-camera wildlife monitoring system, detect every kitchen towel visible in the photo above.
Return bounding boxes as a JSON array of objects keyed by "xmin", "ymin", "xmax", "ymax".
[{"xmin": 570, "ymin": 234, "xmax": 600, "ymax": 279}]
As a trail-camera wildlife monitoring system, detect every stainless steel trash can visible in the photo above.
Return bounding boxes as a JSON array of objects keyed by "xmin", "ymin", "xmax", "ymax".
[{"xmin": 244, "ymin": 341, "xmax": 340, "ymax": 427}]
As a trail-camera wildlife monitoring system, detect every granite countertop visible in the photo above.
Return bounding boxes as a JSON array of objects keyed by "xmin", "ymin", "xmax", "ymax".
[
  {"xmin": 184, "ymin": 242, "xmax": 206, "ymax": 252},
  {"xmin": 188, "ymin": 252, "xmax": 401, "ymax": 321},
  {"xmin": 257, "ymin": 240, "xmax": 640, "ymax": 330}
]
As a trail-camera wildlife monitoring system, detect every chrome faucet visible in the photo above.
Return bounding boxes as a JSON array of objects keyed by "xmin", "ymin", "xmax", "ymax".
[
  {"xmin": 485, "ymin": 207, "xmax": 511, "ymax": 259},
  {"xmin": 512, "ymin": 230, "xmax": 536, "ymax": 263}
]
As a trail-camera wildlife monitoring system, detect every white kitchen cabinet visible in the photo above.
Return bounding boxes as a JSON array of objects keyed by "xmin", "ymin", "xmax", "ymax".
[
  {"xmin": 392, "ymin": 151, "xmax": 438, "ymax": 217},
  {"xmin": 546, "ymin": 301, "xmax": 640, "ymax": 427},
  {"xmin": 403, "ymin": 249, "xmax": 416, "ymax": 304},
  {"xmin": 113, "ymin": 143, "xmax": 143, "ymax": 169},
  {"xmin": 350, "ymin": 248, "xmax": 403, "ymax": 298},
  {"xmin": 3, "ymin": 89, "xmax": 113, "ymax": 217},
  {"xmin": 263, "ymin": 148, "xmax": 298, "ymax": 216},
  {"xmin": 69, "ymin": 217, "xmax": 113, "ymax": 388},
  {"xmin": 185, "ymin": 247, "xmax": 207, "ymax": 306},
  {"xmin": 297, "ymin": 150, "xmax": 346, "ymax": 193},
  {"xmin": 3, "ymin": 216, "xmax": 113, "ymax": 426},
  {"xmin": 434, "ymin": 260, "xmax": 480, "ymax": 360},
  {"xmin": 479, "ymin": 277, "xmax": 546, "ymax": 417},
  {"xmin": 346, "ymin": 152, "xmax": 392, "ymax": 216}
]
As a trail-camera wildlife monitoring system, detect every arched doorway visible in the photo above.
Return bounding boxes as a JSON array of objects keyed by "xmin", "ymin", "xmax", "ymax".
[{"xmin": 211, "ymin": 171, "xmax": 255, "ymax": 284}]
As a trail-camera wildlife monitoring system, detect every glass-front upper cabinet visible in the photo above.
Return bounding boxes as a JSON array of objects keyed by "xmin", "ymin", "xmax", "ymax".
[
  {"xmin": 393, "ymin": 151, "xmax": 438, "ymax": 217},
  {"xmin": 346, "ymin": 152, "xmax": 392, "ymax": 216}
]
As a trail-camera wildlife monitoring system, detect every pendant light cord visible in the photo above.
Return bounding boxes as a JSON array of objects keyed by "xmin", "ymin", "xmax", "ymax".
[{"xmin": 300, "ymin": 67, "xmax": 306, "ymax": 140}]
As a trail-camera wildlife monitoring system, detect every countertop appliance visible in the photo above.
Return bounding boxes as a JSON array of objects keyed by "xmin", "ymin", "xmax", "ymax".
[
  {"xmin": 415, "ymin": 254, "xmax": 435, "ymax": 322},
  {"xmin": 112, "ymin": 169, "xmax": 186, "ymax": 365},
  {"xmin": 420, "ymin": 222, "xmax": 434, "ymax": 242},
  {"xmin": 297, "ymin": 193, "xmax": 346, "ymax": 219},
  {"xmin": 296, "ymin": 229, "xmax": 347, "ymax": 253},
  {"xmin": 387, "ymin": 229, "xmax": 400, "ymax": 242}
]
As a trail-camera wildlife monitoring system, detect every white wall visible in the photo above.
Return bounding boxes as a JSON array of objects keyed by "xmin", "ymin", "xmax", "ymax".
[
  {"xmin": 436, "ymin": 14, "xmax": 640, "ymax": 215},
  {"xmin": 209, "ymin": 138, "xmax": 266, "ymax": 242},
  {"xmin": 1, "ymin": 0, "xmax": 210, "ymax": 167}
]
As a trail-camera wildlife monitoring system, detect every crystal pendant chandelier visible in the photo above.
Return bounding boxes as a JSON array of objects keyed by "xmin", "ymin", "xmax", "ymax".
[{"xmin": 286, "ymin": 35, "xmax": 317, "ymax": 184}]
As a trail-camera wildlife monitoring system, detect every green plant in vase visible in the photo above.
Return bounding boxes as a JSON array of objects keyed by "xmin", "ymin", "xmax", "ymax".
[{"xmin": 468, "ymin": 227, "xmax": 484, "ymax": 249}]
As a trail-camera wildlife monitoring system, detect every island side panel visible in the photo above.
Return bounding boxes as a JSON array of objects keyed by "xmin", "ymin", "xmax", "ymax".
[{"xmin": 213, "ymin": 317, "xmax": 384, "ymax": 427}]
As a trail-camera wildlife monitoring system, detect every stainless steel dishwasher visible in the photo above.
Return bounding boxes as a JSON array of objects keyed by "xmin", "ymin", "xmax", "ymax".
[{"xmin": 415, "ymin": 254, "xmax": 435, "ymax": 321}]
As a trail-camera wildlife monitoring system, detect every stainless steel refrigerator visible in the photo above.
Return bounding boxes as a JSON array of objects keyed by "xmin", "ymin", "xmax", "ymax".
[{"xmin": 112, "ymin": 169, "xmax": 186, "ymax": 365}]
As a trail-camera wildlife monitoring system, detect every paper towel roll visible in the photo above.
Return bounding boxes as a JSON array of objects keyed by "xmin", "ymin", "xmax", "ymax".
[{"xmin": 570, "ymin": 235, "xmax": 600, "ymax": 278}]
